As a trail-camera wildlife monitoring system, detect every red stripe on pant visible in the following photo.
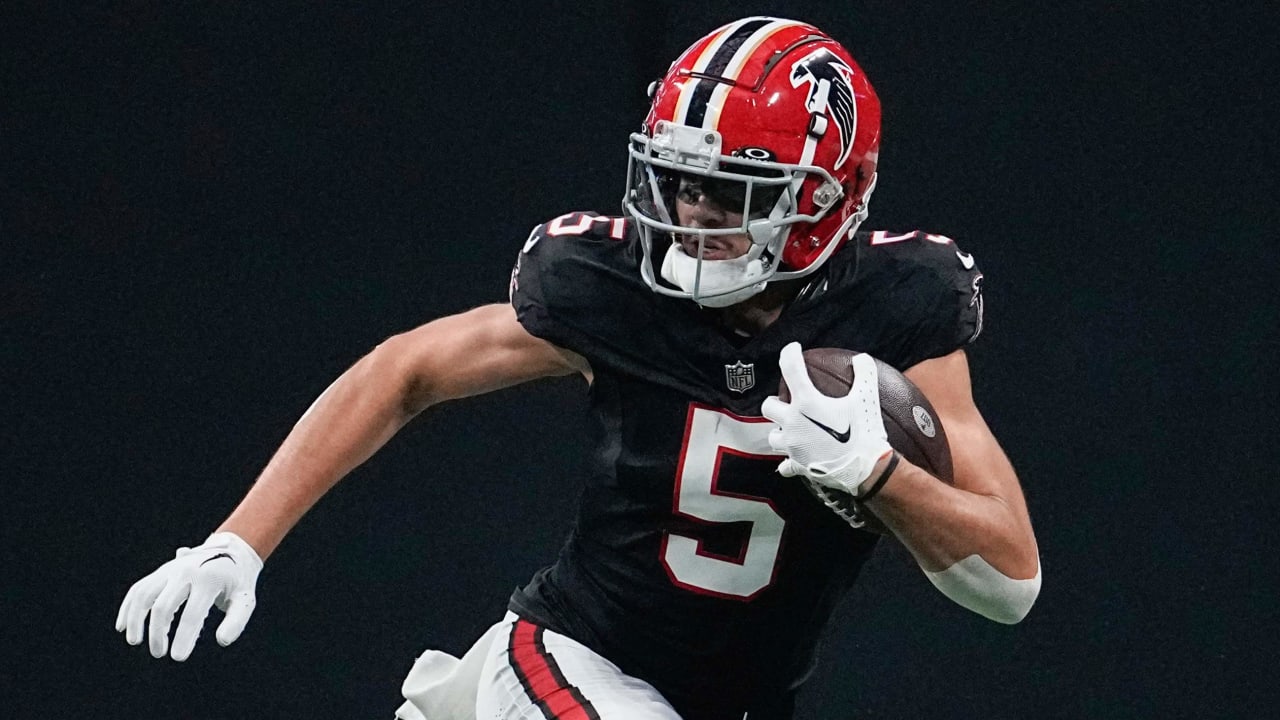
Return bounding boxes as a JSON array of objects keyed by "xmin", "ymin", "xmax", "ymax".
[{"xmin": 508, "ymin": 619, "xmax": 601, "ymax": 720}]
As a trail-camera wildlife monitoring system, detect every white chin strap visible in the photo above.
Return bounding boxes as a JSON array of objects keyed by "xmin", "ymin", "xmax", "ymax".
[{"xmin": 660, "ymin": 243, "xmax": 768, "ymax": 308}]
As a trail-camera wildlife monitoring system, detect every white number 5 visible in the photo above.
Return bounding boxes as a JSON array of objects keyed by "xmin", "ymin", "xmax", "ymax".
[{"xmin": 661, "ymin": 404, "xmax": 786, "ymax": 601}]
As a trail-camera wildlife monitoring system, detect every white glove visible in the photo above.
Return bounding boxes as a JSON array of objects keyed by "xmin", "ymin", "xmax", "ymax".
[
  {"xmin": 115, "ymin": 531, "xmax": 263, "ymax": 661},
  {"xmin": 760, "ymin": 342, "xmax": 893, "ymax": 495}
]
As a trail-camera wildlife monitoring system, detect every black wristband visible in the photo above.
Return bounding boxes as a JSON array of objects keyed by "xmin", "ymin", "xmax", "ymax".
[{"xmin": 856, "ymin": 451, "xmax": 899, "ymax": 503}]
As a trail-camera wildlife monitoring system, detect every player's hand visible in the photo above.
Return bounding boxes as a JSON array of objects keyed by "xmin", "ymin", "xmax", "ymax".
[
  {"xmin": 761, "ymin": 342, "xmax": 892, "ymax": 495},
  {"xmin": 115, "ymin": 532, "xmax": 263, "ymax": 661}
]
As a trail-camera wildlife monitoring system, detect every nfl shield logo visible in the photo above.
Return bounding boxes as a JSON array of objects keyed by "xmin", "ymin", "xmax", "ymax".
[{"xmin": 724, "ymin": 361, "xmax": 755, "ymax": 393}]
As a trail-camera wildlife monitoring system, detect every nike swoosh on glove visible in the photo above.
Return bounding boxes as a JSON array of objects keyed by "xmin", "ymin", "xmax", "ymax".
[
  {"xmin": 760, "ymin": 342, "xmax": 893, "ymax": 495},
  {"xmin": 115, "ymin": 532, "xmax": 263, "ymax": 661}
]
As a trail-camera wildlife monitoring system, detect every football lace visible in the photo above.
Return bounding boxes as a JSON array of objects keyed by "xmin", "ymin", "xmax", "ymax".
[{"xmin": 803, "ymin": 478, "xmax": 869, "ymax": 529}]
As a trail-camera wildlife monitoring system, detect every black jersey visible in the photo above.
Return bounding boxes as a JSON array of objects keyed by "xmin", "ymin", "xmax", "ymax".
[{"xmin": 507, "ymin": 213, "xmax": 983, "ymax": 719}]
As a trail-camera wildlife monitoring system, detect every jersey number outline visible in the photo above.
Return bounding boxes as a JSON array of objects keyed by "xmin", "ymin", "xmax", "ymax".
[
  {"xmin": 660, "ymin": 404, "xmax": 787, "ymax": 601},
  {"xmin": 869, "ymin": 229, "xmax": 954, "ymax": 245},
  {"xmin": 544, "ymin": 212, "xmax": 628, "ymax": 240}
]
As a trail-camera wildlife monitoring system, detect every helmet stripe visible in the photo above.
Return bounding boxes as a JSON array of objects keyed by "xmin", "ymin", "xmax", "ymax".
[
  {"xmin": 674, "ymin": 17, "xmax": 758, "ymax": 125},
  {"xmin": 679, "ymin": 17, "xmax": 772, "ymax": 127},
  {"xmin": 703, "ymin": 19, "xmax": 807, "ymax": 131}
]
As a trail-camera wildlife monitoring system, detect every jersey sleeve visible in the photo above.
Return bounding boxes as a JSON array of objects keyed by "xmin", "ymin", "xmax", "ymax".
[
  {"xmin": 855, "ymin": 230, "xmax": 986, "ymax": 369},
  {"xmin": 508, "ymin": 212, "xmax": 640, "ymax": 364}
]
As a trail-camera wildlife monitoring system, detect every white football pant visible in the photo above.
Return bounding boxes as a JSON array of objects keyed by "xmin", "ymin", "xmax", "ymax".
[{"xmin": 397, "ymin": 612, "xmax": 681, "ymax": 720}]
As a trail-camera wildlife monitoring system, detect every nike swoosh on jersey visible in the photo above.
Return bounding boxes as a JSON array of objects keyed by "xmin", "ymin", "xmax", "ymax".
[
  {"xmin": 956, "ymin": 251, "xmax": 975, "ymax": 269},
  {"xmin": 199, "ymin": 552, "xmax": 236, "ymax": 567},
  {"xmin": 801, "ymin": 412, "xmax": 851, "ymax": 443}
]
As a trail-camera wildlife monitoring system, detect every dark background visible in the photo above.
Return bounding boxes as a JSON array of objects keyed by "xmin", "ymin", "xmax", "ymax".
[{"xmin": 4, "ymin": 1, "xmax": 1278, "ymax": 717}]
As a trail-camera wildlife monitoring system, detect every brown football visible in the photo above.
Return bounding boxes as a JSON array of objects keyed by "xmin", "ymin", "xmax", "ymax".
[{"xmin": 778, "ymin": 347, "xmax": 953, "ymax": 534}]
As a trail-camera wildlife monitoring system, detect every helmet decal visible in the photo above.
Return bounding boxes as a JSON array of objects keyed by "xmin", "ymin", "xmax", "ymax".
[
  {"xmin": 732, "ymin": 147, "xmax": 777, "ymax": 162},
  {"xmin": 789, "ymin": 48, "xmax": 857, "ymax": 169}
]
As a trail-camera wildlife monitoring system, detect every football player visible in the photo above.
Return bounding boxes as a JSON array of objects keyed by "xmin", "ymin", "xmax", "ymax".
[{"xmin": 117, "ymin": 17, "xmax": 1040, "ymax": 719}]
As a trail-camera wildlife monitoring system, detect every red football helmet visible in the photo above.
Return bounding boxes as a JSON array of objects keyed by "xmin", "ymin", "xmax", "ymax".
[{"xmin": 624, "ymin": 17, "xmax": 881, "ymax": 306}]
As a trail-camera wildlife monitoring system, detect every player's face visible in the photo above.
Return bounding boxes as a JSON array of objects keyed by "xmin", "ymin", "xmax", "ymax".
[{"xmin": 673, "ymin": 177, "xmax": 752, "ymax": 261}]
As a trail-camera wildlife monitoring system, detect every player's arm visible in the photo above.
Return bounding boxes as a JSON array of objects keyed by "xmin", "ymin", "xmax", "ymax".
[
  {"xmin": 117, "ymin": 303, "xmax": 585, "ymax": 659},
  {"xmin": 870, "ymin": 349, "xmax": 1041, "ymax": 623},
  {"xmin": 764, "ymin": 343, "xmax": 1039, "ymax": 624},
  {"xmin": 218, "ymin": 302, "xmax": 587, "ymax": 559}
]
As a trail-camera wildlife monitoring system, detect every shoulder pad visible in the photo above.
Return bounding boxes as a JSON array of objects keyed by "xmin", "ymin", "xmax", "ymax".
[
  {"xmin": 863, "ymin": 230, "xmax": 981, "ymax": 276},
  {"xmin": 851, "ymin": 229, "xmax": 987, "ymax": 363},
  {"xmin": 510, "ymin": 212, "xmax": 634, "ymax": 301},
  {"xmin": 509, "ymin": 213, "xmax": 642, "ymax": 362}
]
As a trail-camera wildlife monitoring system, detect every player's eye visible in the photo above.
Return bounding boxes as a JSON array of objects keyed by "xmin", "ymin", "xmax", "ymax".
[{"xmin": 675, "ymin": 177, "xmax": 706, "ymax": 206}]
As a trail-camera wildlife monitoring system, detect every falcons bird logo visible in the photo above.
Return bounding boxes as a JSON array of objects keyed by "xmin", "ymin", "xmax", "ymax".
[{"xmin": 789, "ymin": 48, "xmax": 857, "ymax": 169}]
